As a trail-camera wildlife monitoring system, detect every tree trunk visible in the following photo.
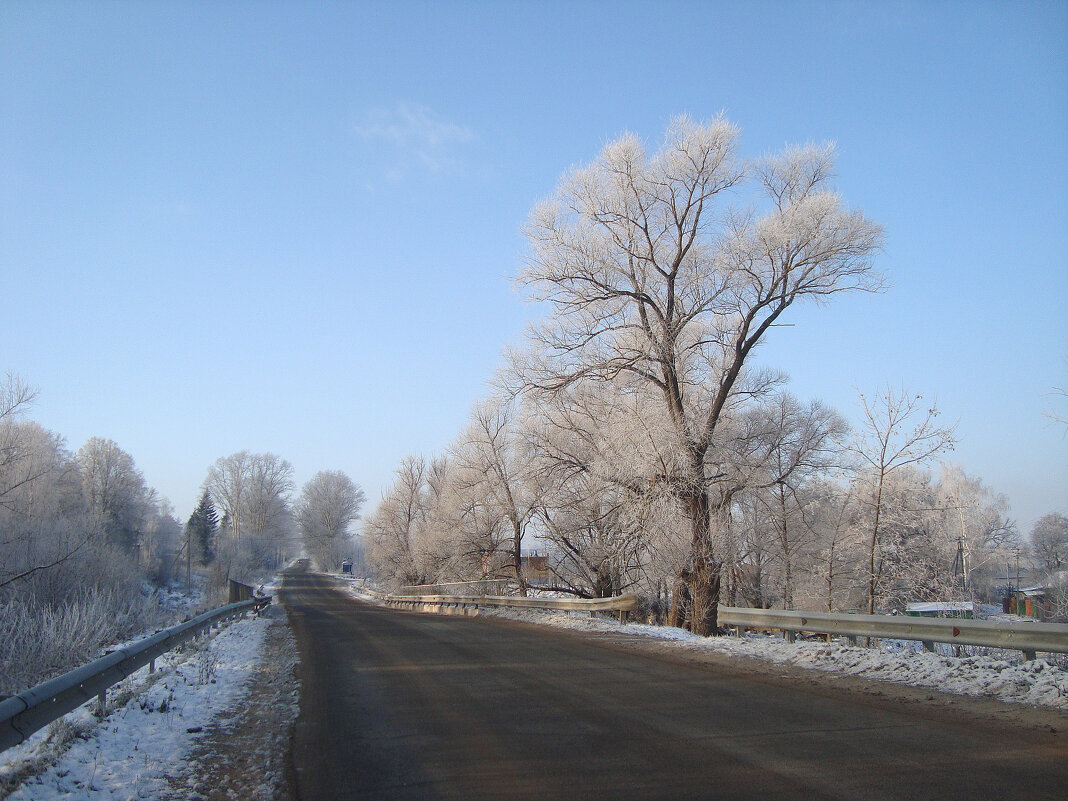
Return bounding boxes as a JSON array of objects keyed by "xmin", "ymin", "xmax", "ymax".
[
  {"xmin": 512, "ymin": 519, "xmax": 527, "ymax": 597},
  {"xmin": 688, "ymin": 557, "xmax": 722, "ymax": 636},
  {"xmin": 778, "ymin": 489, "xmax": 793, "ymax": 610},
  {"xmin": 682, "ymin": 488, "xmax": 722, "ymax": 636},
  {"xmin": 652, "ymin": 578, "xmax": 667, "ymax": 625},
  {"xmin": 783, "ymin": 556, "xmax": 793, "ymax": 611},
  {"xmin": 667, "ymin": 572, "xmax": 691, "ymax": 629},
  {"xmin": 867, "ymin": 470, "xmax": 886, "ymax": 615},
  {"xmin": 593, "ymin": 566, "xmax": 613, "ymax": 598}
]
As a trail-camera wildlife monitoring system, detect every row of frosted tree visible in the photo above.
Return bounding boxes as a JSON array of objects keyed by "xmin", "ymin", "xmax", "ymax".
[
  {"xmin": 0, "ymin": 376, "xmax": 180, "ymax": 692},
  {"xmin": 196, "ymin": 451, "xmax": 365, "ymax": 588},
  {"xmin": 365, "ymin": 389, "xmax": 1027, "ymax": 619},
  {"xmin": 365, "ymin": 117, "xmax": 1060, "ymax": 630},
  {"xmin": 0, "ymin": 375, "xmax": 364, "ymax": 691}
]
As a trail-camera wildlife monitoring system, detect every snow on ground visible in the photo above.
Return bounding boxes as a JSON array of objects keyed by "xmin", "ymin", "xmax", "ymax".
[
  {"xmin": 339, "ymin": 576, "xmax": 1068, "ymax": 711},
  {"xmin": 0, "ymin": 609, "xmax": 273, "ymax": 801}
]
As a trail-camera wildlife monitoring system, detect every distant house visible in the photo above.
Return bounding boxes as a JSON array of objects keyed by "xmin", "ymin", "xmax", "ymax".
[
  {"xmin": 1002, "ymin": 587, "xmax": 1048, "ymax": 620},
  {"xmin": 905, "ymin": 601, "xmax": 975, "ymax": 619}
]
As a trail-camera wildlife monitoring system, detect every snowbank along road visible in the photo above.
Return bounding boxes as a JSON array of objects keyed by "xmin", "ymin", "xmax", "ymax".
[{"xmin": 281, "ymin": 567, "xmax": 1068, "ymax": 801}]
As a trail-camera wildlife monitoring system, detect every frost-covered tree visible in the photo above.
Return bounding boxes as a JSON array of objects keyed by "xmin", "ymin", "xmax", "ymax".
[
  {"xmin": 140, "ymin": 500, "xmax": 182, "ymax": 584},
  {"xmin": 747, "ymin": 395, "xmax": 846, "ymax": 609},
  {"xmin": 0, "ymin": 422, "xmax": 88, "ymax": 591},
  {"xmin": 804, "ymin": 481, "xmax": 866, "ymax": 612},
  {"xmin": 77, "ymin": 437, "xmax": 152, "ymax": 553},
  {"xmin": 419, "ymin": 454, "xmax": 491, "ymax": 582},
  {"xmin": 850, "ymin": 388, "xmax": 955, "ymax": 613},
  {"xmin": 203, "ymin": 451, "xmax": 294, "ymax": 540},
  {"xmin": 0, "ymin": 373, "xmax": 36, "ymax": 425},
  {"xmin": 297, "ymin": 470, "xmax": 365, "ymax": 570},
  {"xmin": 203, "ymin": 451, "xmax": 252, "ymax": 539},
  {"xmin": 450, "ymin": 400, "xmax": 541, "ymax": 595},
  {"xmin": 524, "ymin": 381, "xmax": 669, "ymax": 599},
  {"xmin": 931, "ymin": 465, "xmax": 1016, "ymax": 599},
  {"xmin": 513, "ymin": 116, "xmax": 882, "ymax": 634},
  {"xmin": 0, "ymin": 374, "xmax": 40, "ymax": 511},
  {"xmin": 0, "ymin": 403, "xmax": 173, "ymax": 689},
  {"xmin": 365, "ymin": 456, "xmax": 432, "ymax": 587},
  {"xmin": 203, "ymin": 451, "xmax": 296, "ymax": 584},
  {"xmin": 244, "ymin": 453, "xmax": 295, "ymax": 540},
  {"xmin": 1030, "ymin": 513, "xmax": 1068, "ymax": 576}
]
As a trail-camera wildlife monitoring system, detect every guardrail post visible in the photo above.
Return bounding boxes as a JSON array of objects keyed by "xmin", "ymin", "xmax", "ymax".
[
  {"xmin": 922, "ymin": 640, "xmax": 936, "ymax": 653},
  {"xmin": 149, "ymin": 659, "xmax": 155, "ymax": 673},
  {"xmin": 1022, "ymin": 649, "xmax": 1037, "ymax": 662},
  {"xmin": 96, "ymin": 690, "xmax": 106, "ymax": 718},
  {"xmin": 785, "ymin": 630, "xmax": 796, "ymax": 644}
]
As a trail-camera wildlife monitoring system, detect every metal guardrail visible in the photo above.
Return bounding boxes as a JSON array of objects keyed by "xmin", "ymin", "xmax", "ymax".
[
  {"xmin": 380, "ymin": 589, "xmax": 1067, "ymax": 661},
  {"xmin": 394, "ymin": 579, "xmax": 512, "ymax": 597},
  {"xmin": 384, "ymin": 592, "xmax": 638, "ymax": 620},
  {"xmin": 718, "ymin": 606, "xmax": 1068, "ymax": 661},
  {"xmin": 0, "ymin": 595, "xmax": 270, "ymax": 753}
]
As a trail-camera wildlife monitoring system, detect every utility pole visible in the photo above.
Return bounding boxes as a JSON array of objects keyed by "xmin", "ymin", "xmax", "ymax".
[
  {"xmin": 952, "ymin": 536, "xmax": 966, "ymax": 595},
  {"xmin": 186, "ymin": 523, "xmax": 192, "ymax": 591}
]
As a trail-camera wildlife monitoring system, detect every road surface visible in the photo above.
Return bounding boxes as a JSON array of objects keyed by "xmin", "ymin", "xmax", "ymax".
[{"xmin": 281, "ymin": 568, "xmax": 1068, "ymax": 800}]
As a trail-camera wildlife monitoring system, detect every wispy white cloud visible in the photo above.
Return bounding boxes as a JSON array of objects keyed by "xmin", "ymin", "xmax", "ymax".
[{"xmin": 354, "ymin": 103, "xmax": 476, "ymax": 179}]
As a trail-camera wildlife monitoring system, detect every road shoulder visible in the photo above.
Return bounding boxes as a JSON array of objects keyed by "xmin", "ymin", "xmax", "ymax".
[
  {"xmin": 164, "ymin": 605, "xmax": 299, "ymax": 801},
  {"xmin": 555, "ymin": 624, "xmax": 1068, "ymax": 740}
]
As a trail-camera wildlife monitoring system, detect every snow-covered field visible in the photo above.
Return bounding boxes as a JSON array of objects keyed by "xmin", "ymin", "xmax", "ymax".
[
  {"xmin": 0, "ymin": 609, "xmax": 275, "ymax": 800},
  {"xmin": 343, "ymin": 579, "xmax": 1068, "ymax": 711}
]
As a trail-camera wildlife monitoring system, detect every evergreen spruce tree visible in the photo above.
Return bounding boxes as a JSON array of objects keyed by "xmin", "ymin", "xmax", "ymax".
[{"xmin": 186, "ymin": 490, "xmax": 219, "ymax": 565}]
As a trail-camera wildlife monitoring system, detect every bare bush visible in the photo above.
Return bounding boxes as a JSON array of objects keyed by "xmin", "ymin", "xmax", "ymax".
[{"xmin": 0, "ymin": 586, "xmax": 165, "ymax": 695}]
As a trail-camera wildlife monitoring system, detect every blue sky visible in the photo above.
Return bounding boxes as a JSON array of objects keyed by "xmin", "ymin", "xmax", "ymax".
[{"xmin": 2, "ymin": 1, "xmax": 1065, "ymax": 533}]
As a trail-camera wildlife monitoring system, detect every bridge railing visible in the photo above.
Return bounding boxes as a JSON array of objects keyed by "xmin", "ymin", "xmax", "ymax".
[
  {"xmin": 717, "ymin": 606, "xmax": 1068, "ymax": 661},
  {"xmin": 379, "ymin": 588, "xmax": 1068, "ymax": 662},
  {"xmin": 383, "ymin": 591, "xmax": 638, "ymax": 620},
  {"xmin": 393, "ymin": 579, "xmax": 513, "ymax": 597},
  {"xmin": 0, "ymin": 593, "xmax": 270, "ymax": 753}
]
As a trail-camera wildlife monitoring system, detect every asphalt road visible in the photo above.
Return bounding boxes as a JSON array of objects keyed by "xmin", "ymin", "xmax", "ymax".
[{"xmin": 281, "ymin": 568, "xmax": 1068, "ymax": 801}]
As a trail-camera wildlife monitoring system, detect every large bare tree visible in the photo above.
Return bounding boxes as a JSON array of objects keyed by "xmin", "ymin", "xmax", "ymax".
[
  {"xmin": 851, "ymin": 387, "xmax": 956, "ymax": 614},
  {"xmin": 514, "ymin": 116, "xmax": 883, "ymax": 634},
  {"xmin": 756, "ymin": 395, "xmax": 847, "ymax": 609},
  {"xmin": 204, "ymin": 451, "xmax": 294, "ymax": 539},
  {"xmin": 451, "ymin": 400, "xmax": 540, "ymax": 595},
  {"xmin": 1030, "ymin": 513, "xmax": 1068, "ymax": 576},
  {"xmin": 297, "ymin": 470, "xmax": 365, "ymax": 570},
  {"xmin": 0, "ymin": 374, "xmax": 44, "ymax": 513},
  {"xmin": 77, "ymin": 437, "xmax": 151, "ymax": 553},
  {"xmin": 364, "ymin": 455, "xmax": 431, "ymax": 587}
]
